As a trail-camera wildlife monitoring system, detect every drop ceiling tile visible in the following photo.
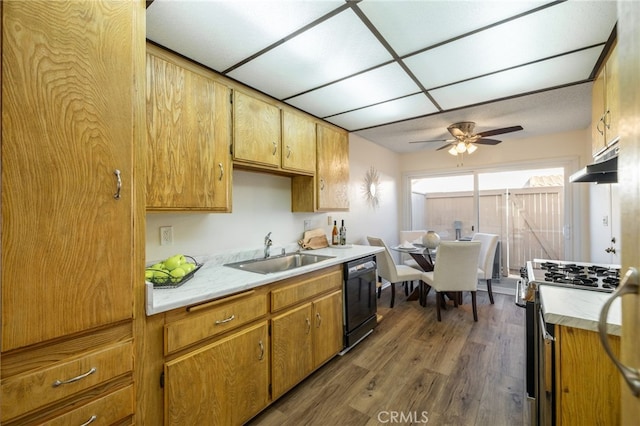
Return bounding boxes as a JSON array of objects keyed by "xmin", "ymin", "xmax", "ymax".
[
  {"xmin": 325, "ymin": 94, "xmax": 439, "ymax": 131},
  {"xmin": 227, "ymin": 9, "xmax": 394, "ymax": 99},
  {"xmin": 430, "ymin": 46, "xmax": 602, "ymax": 110},
  {"xmin": 286, "ymin": 63, "xmax": 420, "ymax": 118},
  {"xmin": 146, "ymin": 0, "xmax": 343, "ymax": 72},
  {"xmin": 404, "ymin": 0, "xmax": 617, "ymax": 90},
  {"xmin": 359, "ymin": 0, "xmax": 551, "ymax": 56}
]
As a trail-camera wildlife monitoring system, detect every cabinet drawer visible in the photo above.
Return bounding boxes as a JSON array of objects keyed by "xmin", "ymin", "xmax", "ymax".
[
  {"xmin": 43, "ymin": 384, "xmax": 134, "ymax": 426},
  {"xmin": 271, "ymin": 268, "xmax": 342, "ymax": 312},
  {"xmin": 1, "ymin": 340, "xmax": 133, "ymax": 423},
  {"xmin": 165, "ymin": 292, "xmax": 267, "ymax": 354}
]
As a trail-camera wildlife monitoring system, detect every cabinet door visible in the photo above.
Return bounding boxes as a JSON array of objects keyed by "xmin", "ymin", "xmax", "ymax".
[
  {"xmin": 1, "ymin": 0, "xmax": 135, "ymax": 351},
  {"xmin": 312, "ymin": 291, "xmax": 343, "ymax": 367},
  {"xmin": 591, "ymin": 68, "xmax": 606, "ymax": 156},
  {"xmin": 146, "ymin": 51, "xmax": 232, "ymax": 211},
  {"xmin": 233, "ymin": 91, "xmax": 281, "ymax": 168},
  {"xmin": 271, "ymin": 303, "xmax": 313, "ymax": 399},
  {"xmin": 604, "ymin": 42, "xmax": 619, "ymax": 147},
  {"xmin": 164, "ymin": 321, "xmax": 269, "ymax": 426},
  {"xmin": 282, "ymin": 110, "xmax": 316, "ymax": 174},
  {"xmin": 316, "ymin": 124, "xmax": 350, "ymax": 211}
]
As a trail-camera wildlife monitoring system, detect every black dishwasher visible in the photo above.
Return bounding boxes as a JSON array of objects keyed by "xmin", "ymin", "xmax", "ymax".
[{"xmin": 342, "ymin": 256, "xmax": 378, "ymax": 353}]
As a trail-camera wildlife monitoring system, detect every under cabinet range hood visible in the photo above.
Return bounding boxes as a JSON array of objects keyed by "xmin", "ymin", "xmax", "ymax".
[{"xmin": 570, "ymin": 144, "xmax": 619, "ymax": 184}]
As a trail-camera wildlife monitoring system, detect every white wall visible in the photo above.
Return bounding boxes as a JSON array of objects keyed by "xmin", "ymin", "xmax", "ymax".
[{"xmin": 146, "ymin": 135, "xmax": 402, "ymax": 262}]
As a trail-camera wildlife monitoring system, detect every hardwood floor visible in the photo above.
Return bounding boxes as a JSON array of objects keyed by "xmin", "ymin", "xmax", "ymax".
[{"xmin": 247, "ymin": 289, "xmax": 529, "ymax": 426}]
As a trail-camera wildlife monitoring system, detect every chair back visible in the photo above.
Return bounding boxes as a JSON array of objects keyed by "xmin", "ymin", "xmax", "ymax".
[
  {"xmin": 433, "ymin": 241, "xmax": 481, "ymax": 291},
  {"xmin": 471, "ymin": 233, "xmax": 499, "ymax": 279},
  {"xmin": 366, "ymin": 236, "xmax": 399, "ymax": 282}
]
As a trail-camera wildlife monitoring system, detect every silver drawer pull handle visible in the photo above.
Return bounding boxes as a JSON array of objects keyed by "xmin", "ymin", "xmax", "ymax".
[
  {"xmin": 598, "ymin": 267, "xmax": 640, "ymax": 396},
  {"xmin": 272, "ymin": 141, "xmax": 277, "ymax": 155},
  {"xmin": 316, "ymin": 312, "xmax": 322, "ymax": 328},
  {"xmin": 305, "ymin": 317, "xmax": 311, "ymax": 334},
  {"xmin": 258, "ymin": 340, "xmax": 264, "ymax": 361},
  {"xmin": 215, "ymin": 314, "xmax": 235, "ymax": 325},
  {"xmin": 286, "ymin": 145, "xmax": 291, "ymax": 158},
  {"xmin": 80, "ymin": 415, "xmax": 97, "ymax": 426},
  {"xmin": 319, "ymin": 178, "xmax": 325, "ymax": 190},
  {"xmin": 218, "ymin": 162, "xmax": 224, "ymax": 181},
  {"xmin": 52, "ymin": 367, "xmax": 97, "ymax": 387},
  {"xmin": 113, "ymin": 169, "xmax": 122, "ymax": 200}
]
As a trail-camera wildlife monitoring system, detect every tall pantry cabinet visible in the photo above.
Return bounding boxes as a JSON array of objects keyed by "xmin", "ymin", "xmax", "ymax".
[{"xmin": 1, "ymin": 0, "xmax": 145, "ymax": 424}]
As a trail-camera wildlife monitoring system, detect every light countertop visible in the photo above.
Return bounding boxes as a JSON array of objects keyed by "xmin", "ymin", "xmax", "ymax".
[
  {"xmin": 539, "ymin": 284, "xmax": 621, "ymax": 336},
  {"xmin": 145, "ymin": 244, "xmax": 384, "ymax": 316}
]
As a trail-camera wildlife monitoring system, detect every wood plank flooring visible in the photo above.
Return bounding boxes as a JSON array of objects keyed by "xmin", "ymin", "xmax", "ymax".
[{"xmin": 246, "ymin": 289, "xmax": 529, "ymax": 426}]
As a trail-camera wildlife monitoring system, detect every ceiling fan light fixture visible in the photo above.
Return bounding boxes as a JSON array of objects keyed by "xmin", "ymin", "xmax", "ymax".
[
  {"xmin": 448, "ymin": 146, "xmax": 458, "ymax": 156},
  {"xmin": 466, "ymin": 143, "xmax": 478, "ymax": 154},
  {"xmin": 455, "ymin": 141, "xmax": 467, "ymax": 153}
]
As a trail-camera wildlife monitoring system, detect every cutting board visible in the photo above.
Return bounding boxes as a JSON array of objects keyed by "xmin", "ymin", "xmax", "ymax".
[{"xmin": 298, "ymin": 228, "xmax": 329, "ymax": 249}]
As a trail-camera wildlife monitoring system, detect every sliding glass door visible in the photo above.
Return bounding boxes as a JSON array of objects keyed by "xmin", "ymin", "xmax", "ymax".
[{"xmin": 409, "ymin": 166, "xmax": 566, "ymax": 277}]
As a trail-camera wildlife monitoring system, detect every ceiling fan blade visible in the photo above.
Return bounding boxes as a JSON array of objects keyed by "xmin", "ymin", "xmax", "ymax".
[
  {"xmin": 476, "ymin": 125, "xmax": 523, "ymax": 138},
  {"xmin": 475, "ymin": 138, "xmax": 502, "ymax": 145},
  {"xmin": 436, "ymin": 143, "xmax": 453, "ymax": 151},
  {"xmin": 409, "ymin": 138, "xmax": 454, "ymax": 144}
]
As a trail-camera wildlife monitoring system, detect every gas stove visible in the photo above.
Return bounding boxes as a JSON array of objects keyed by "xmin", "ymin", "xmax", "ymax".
[{"xmin": 525, "ymin": 259, "xmax": 620, "ymax": 293}]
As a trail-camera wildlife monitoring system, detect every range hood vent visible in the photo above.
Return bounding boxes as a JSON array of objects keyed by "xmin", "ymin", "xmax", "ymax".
[{"xmin": 570, "ymin": 145, "xmax": 619, "ymax": 184}]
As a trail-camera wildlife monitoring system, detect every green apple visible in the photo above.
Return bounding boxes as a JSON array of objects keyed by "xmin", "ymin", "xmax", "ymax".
[
  {"xmin": 181, "ymin": 262, "xmax": 195, "ymax": 273},
  {"xmin": 164, "ymin": 255, "xmax": 184, "ymax": 271},
  {"xmin": 145, "ymin": 270, "xmax": 154, "ymax": 280},
  {"xmin": 153, "ymin": 270, "xmax": 169, "ymax": 283},
  {"xmin": 150, "ymin": 262, "xmax": 165, "ymax": 270},
  {"xmin": 170, "ymin": 267, "xmax": 186, "ymax": 282}
]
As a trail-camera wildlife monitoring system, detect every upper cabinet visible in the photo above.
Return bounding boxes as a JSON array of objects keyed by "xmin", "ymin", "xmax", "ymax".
[
  {"xmin": 316, "ymin": 124, "xmax": 350, "ymax": 211},
  {"xmin": 591, "ymin": 41, "xmax": 619, "ymax": 156},
  {"xmin": 281, "ymin": 109, "xmax": 316, "ymax": 174},
  {"xmin": 146, "ymin": 46, "xmax": 232, "ymax": 212},
  {"xmin": 233, "ymin": 90, "xmax": 282, "ymax": 169}
]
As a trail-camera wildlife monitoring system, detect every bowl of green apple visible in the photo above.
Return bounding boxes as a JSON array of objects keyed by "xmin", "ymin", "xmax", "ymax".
[{"xmin": 145, "ymin": 254, "xmax": 202, "ymax": 288}]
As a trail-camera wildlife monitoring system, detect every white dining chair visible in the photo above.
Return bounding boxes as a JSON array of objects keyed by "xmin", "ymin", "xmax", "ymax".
[
  {"xmin": 471, "ymin": 233, "xmax": 499, "ymax": 304},
  {"xmin": 367, "ymin": 236, "xmax": 423, "ymax": 308},
  {"xmin": 420, "ymin": 241, "xmax": 481, "ymax": 321}
]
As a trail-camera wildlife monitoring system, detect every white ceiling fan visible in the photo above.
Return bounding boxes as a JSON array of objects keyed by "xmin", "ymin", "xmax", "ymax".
[{"xmin": 410, "ymin": 121, "xmax": 524, "ymax": 156}]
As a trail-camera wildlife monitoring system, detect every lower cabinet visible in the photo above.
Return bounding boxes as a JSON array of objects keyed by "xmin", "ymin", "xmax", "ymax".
[
  {"xmin": 271, "ymin": 290, "xmax": 343, "ymax": 399},
  {"xmin": 555, "ymin": 325, "xmax": 620, "ymax": 425},
  {"xmin": 158, "ymin": 266, "xmax": 343, "ymax": 425},
  {"xmin": 164, "ymin": 321, "xmax": 270, "ymax": 426}
]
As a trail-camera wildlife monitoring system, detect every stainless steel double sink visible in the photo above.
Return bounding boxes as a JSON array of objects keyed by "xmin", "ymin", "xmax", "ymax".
[{"xmin": 225, "ymin": 252, "xmax": 335, "ymax": 274}]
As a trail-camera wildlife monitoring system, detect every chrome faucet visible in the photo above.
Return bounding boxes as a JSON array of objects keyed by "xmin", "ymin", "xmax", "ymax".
[{"xmin": 264, "ymin": 232, "xmax": 273, "ymax": 258}]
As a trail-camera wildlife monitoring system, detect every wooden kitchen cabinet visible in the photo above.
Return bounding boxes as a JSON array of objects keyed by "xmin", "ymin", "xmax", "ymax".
[
  {"xmin": 164, "ymin": 321, "xmax": 270, "ymax": 426},
  {"xmin": 555, "ymin": 325, "xmax": 621, "ymax": 425},
  {"xmin": 233, "ymin": 90, "xmax": 282, "ymax": 169},
  {"xmin": 591, "ymin": 41, "xmax": 619, "ymax": 156},
  {"xmin": 146, "ymin": 45, "xmax": 232, "ymax": 211},
  {"xmin": 271, "ymin": 268, "xmax": 343, "ymax": 398},
  {"xmin": 291, "ymin": 123, "xmax": 350, "ymax": 212},
  {"xmin": 1, "ymin": 0, "xmax": 144, "ymax": 423},
  {"xmin": 282, "ymin": 109, "xmax": 317, "ymax": 174},
  {"xmin": 316, "ymin": 123, "xmax": 350, "ymax": 211}
]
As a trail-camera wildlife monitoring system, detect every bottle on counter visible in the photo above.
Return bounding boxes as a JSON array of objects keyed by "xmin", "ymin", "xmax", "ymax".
[
  {"xmin": 339, "ymin": 220, "xmax": 346, "ymax": 245},
  {"xmin": 332, "ymin": 220, "xmax": 339, "ymax": 245}
]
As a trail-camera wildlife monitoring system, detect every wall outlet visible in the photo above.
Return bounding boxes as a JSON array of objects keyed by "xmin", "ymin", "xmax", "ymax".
[
  {"xmin": 160, "ymin": 226, "xmax": 173, "ymax": 245},
  {"xmin": 327, "ymin": 216, "xmax": 332, "ymax": 226},
  {"xmin": 304, "ymin": 219, "xmax": 312, "ymax": 231}
]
